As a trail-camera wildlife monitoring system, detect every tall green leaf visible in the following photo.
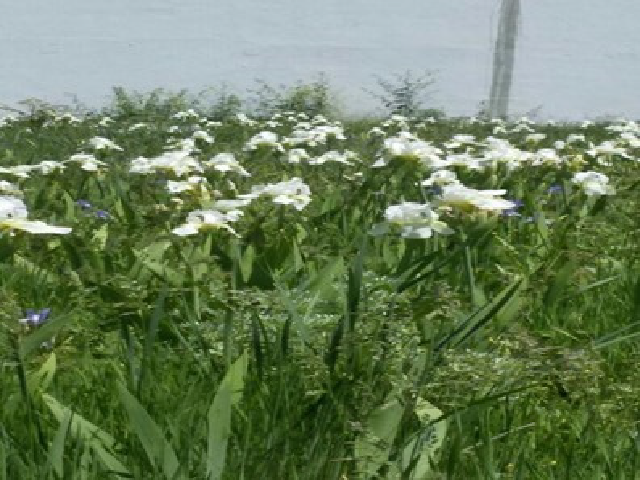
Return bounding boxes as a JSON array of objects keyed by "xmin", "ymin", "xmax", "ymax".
[
  {"xmin": 207, "ymin": 352, "xmax": 248, "ymax": 480},
  {"xmin": 354, "ymin": 393, "xmax": 404, "ymax": 478},
  {"xmin": 117, "ymin": 383, "xmax": 179, "ymax": 479}
]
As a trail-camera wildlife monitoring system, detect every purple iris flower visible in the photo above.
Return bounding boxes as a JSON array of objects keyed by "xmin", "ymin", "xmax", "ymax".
[
  {"xmin": 76, "ymin": 199, "xmax": 92, "ymax": 209},
  {"xmin": 95, "ymin": 210, "xmax": 110, "ymax": 220},
  {"xmin": 501, "ymin": 199, "xmax": 524, "ymax": 218},
  {"xmin": 20, "ymin": 308, "xmax": 51, "ymax": 327}
]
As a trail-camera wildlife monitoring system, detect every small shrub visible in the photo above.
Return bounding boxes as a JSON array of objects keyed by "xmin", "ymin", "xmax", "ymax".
[
  {"xmin": 249, "ymin": 74, "xmax": 337, "ymax": 118},
  {"xmin": 366, "ymin": 70, "xmax": 441, "ymax": 118}
]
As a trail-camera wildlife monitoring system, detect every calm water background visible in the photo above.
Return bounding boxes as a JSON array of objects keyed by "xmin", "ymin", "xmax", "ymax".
[{"xmin": 2, "ymin": 0, "xmax": 639, "ymax": 119}]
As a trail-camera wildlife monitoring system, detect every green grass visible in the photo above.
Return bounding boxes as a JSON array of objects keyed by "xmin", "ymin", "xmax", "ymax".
[{"xmin": 0, "ymin": 104, "xmax": 639, "ymax": 479}]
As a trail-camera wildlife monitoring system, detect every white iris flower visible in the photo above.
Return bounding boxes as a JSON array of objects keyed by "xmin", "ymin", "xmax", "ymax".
[{"xmin": 0, "ymin": 196, "xmax": 71, "ymax": 235}]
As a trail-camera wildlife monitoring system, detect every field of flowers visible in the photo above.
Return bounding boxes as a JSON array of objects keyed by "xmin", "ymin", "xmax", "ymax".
[{"xmin": 0, "ymin": 104, "xmax": 639, "ymax": 478}]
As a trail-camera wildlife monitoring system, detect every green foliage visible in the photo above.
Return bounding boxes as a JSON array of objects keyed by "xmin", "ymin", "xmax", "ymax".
[
  {"xmin": 108, "ymin": 86, "xmax": 196, "ymax": 119},
  {"xmin": 0, "ymin": 105, "xmax": 638, "ymax": 479},
  {"xmin": 250, "ymin": 74, "xmax": 337, "ymax": 118}
]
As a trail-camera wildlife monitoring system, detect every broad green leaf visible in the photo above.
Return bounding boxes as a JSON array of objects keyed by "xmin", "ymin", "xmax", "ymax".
[
  {"xmin": 117, "ymin": 383, "xmax": 179, "ymax": 479},
  {"xmin": 14, "ymin": 254, "xmax": 59, "ymax": 285},
  {"xmin": 91, "ymin": 224, "xmax": 109, "ymax": 251},
  {"xmin": 239, "ymin": 245, "xmax": 255, "ymax": 282},
  {"xmin": 62, "ymin": 191, "xmax": 77, "ymax": 221},
  {"xmin": 355, "ymin": 393, "xmax": 404, "ymax": 478},
  {"xmin": 276, "ymin": 257, "xmax": 345, "ymax": 347},
  {"xmin": 543, "ymin": 258, "xmax": 577, "ymax": 310},
  {"xmin": 207, "ymin": 352, "xmax": 248, "ymax": 480},
  {"xmin": 0, "ymin": 437, "xmax": 6, "ymax": 480},
  {"xmin": 133, "ymin": 249, "xmax": 183, "ymax": 286},
  {"xmin": 19, "ymin": 313, "xmax": 73, "ymax": 358},
  {"xmin": 27, "ymin": 352, "xmax": 56, "ymax": 393},
  {"xmin": 43, "ymin": 394, "xmax": 129, "ymax": 477},
  {"xmin": 395, "ymin": 398, "xmax": 447, "ymax": 479},
  {"xmin": 48, "ymin": 408, "xmax": 72, "ymax": 478}
]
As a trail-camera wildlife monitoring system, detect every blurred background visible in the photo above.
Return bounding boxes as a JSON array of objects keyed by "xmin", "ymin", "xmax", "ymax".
[{"xmin": 1, "ymin": 0, "xmax": 638, "ymax": 120}]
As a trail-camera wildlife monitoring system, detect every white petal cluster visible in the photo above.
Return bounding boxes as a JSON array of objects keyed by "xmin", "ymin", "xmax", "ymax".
[
  {"xmin": 67, "ymin": 154, "xmax": 106, "ymax": 172},
  {"xmin": 202, "ymin": 153, "xmax": 250, "ymax": 176},
  {"xmin": 172, "ymin": 209, "xmax": 239, "ymax": 236},
  {"xmin": 572, "ymin": 171, "xmax": 615, "ymax": 196},
  {"xmin": 88, "ymin": 136, "xmax": 123, "ymax": 151},
  {"xmin": 525, "ymin": 133, "xmax": 546, "ymax": 143},
  {"xmin": 437, "ymin": 184, "xmax": 516, "ymax": 213},
  {"xmin": 166, "ymin": 176, "xmax": 208, "ymax": 195},
  {"xmin": 384, "ymin": 133, "xmax": 443, "ymax": 164},
  {"xmin": 286, "ymin": 148, "xmax": 311, "ymax": 164},
  {"xmin": 130, "ymin": 150, "xmax": 203, "ymax": 177},
  {"xmin": 212, "ymin": 198, "xmax": 253, "ymax": 212},
  {"xmin": 0, "ymin": 181, "xmax": 21, "ymax": 196},
  {"xmin": 587, "ymin": 141, "xmax": 629, "ymax": 159},
  {"xmin": 308, "ymin": 150, "xmax": 357, "ymax": 166},
  {"xmin": 241, "ymin": 177, "xmax": 311, "ymax": 211},
  {"xmin": 444, "ymin": 134, "xmax": 477, "ymax": 149},
  {"xmin": 236, "ymin": 113, "xmax": 258, "ymax": 127},
  {"xmin": 375, "ymin": 202, "xmax": 453, "ymax": 239},
  {"xmin": 421, "ymin": 170, "xmax": 459, "ymax": 187},
  {"xmin": 282, "ymin": 124, "xmax": 345, "ymax": 147},
  {"xmin": 129, "ymin": 122, "xmax": 149, "ymax": 131}
]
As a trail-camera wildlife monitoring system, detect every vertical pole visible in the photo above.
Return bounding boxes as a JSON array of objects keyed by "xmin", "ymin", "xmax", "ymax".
[{"xmin": 488, "ymin": 0, "xmax": 521, "ymax": 119}]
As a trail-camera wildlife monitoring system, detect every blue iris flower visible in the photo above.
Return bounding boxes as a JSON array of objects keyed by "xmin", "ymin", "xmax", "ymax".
[{"xmin": 20, "ymin": 308, "xmax": 51, "ymax": 327}]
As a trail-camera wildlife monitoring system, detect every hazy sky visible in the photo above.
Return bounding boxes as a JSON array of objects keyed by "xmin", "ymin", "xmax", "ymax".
[{"xmin": 1, "ymin": 0, "xmax": 639, "ymax": 119}]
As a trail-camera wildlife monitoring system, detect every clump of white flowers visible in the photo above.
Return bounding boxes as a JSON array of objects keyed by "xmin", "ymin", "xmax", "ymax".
[
  {"xmin": 572, "ymin": 171, "xmax": 615, "ymax": 196},
  {"xmin": 172, "ymin": 109, "xmax": 200, "ymax": 121},
  {"xmin": 587, "ymin": 141, "xmax": 630, "ymax": 161},
  {"xmin": 191, "ymin": 130, "xmax": 215, "ymax": 144},
  {"xmin": 130, "ymin": 148, "xmax": 203, "ymax": 177},
  {"xmin": 244, "ymin": 131, "xmax": 284, "ymax": 152},
  {"xmin": 372, "ymin": 202, "xmax": 454, "ymax": 239},
  {"xmin": 236, "ymin": 113, "xmax": 258, "ymax": 127},
  {"xmin": 240, "ymin": 177, "xmax": 311, "ymax": 211},
  {"xmin": 383, "ymin": 132, "xmax": 444, "ymax": 166},
  {"xmin": 282, "ymin": 124, "xmax": 345, "ymax": 147}
]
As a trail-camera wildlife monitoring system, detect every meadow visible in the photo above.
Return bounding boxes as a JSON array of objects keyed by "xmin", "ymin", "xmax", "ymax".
[{"xmin": 0, "ymin": 94, "xmax": 639, "ymax": 479}]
